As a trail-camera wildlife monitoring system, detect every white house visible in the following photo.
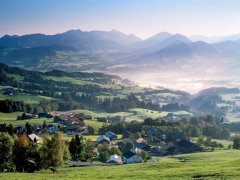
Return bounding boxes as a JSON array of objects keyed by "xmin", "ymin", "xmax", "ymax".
[
  {"xmin": 136, "ymin": 137, "xmax": 146, "ymax": 144},
  {"xmin": 97, "ymin": 135, "xmax": 111, "ymax": 144},
  {"xmin": 27, "ymin": 133, "xmax": 40, "ymax": 143},
  {"xmin": 106, "ymin": 154, "xmax": 122, "ymax": 164},
  {"xmin": 123, "ymin": 151, "xmax": 143, "ymax": 164}
]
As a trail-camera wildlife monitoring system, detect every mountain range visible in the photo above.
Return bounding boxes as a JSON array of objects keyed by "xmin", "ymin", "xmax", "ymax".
[
  {"xmin": 1, "ymin": 29, "xmax": 240, "ymax": 92},
  {"xmin": 2, "ymin": 29, "xmax": 240, "ymax": 64}
]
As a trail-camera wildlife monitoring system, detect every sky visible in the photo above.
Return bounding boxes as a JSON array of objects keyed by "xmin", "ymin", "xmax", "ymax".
[{"xmin": 1, "ymin": 0, "xmax": 240, "ymax": 39}]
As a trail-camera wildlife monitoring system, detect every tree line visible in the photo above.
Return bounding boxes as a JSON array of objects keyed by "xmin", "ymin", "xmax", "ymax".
[
  {"xmin": 99, "ymin": 115, "xmax": 230, "ymax": 140},
  {"xmin": 0, "ymin": 132, "xmax": 69, "ymax": 172}
]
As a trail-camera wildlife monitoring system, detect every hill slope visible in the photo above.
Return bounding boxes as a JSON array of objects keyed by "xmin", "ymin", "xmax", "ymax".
[{"xmin": 0, "ymin": 150, "xmax": 239, "ymax": 179}]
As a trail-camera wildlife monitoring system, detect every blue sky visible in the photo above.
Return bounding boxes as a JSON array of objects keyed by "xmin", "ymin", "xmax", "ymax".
[{"xmin": 1, "ymin": 0, "xmax": 240, "ymax": 38}]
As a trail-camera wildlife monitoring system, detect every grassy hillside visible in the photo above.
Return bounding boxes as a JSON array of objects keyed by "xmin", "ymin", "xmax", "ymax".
[
  {"xmin": 41, "ymin": 75, "xmax": 123, "ymax": 89},
  {"xmin": 0, "ymin": 108, "xmax": 190, "ymax": 128},
  {"xmin": 0, "ymin": 117, "xmax": 57, "ymax": 127},
  {"xmin": 1, "ymin": 150, "xmax": 239, "ymax": 179},
  {"xmin": 64, "ymin": 108, "xmax": 191, "ymax": 122},
  {"xmin": 0, "ymin": 112, "xmax": 23, "ymax": 121},
  {"xmin": 0, "ymin": 94, "xmax": 56, "ymax": 105},
  {"xmin": 0, "ymin": 112, "xmax": 58, "ymax": 127},
  {"xmin": 84, "ymin": 120, "xmax": 109, "ymax": 134}
]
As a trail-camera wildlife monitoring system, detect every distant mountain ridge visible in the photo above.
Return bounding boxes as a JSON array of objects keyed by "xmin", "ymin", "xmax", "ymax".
[
  {"xmin": 1, "ymin": 29, "xmax": 240, "ymax": 93},
  {"xmin": 0, "ymin": 29, "xmax": 141, "ymax": 50}
]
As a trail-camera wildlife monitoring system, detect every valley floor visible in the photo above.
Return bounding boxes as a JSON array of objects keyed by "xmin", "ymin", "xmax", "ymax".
[{"xmin": 1, "ymin": 150, "xmax": 240, "ymax": 180}]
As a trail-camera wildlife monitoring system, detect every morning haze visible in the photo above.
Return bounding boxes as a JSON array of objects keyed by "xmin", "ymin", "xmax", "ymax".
[{"xmin": 1, "ymin": 0, "xmax": 240, "ymax": 93}]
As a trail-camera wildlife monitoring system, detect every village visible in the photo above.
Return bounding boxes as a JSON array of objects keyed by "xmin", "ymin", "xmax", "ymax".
[{"xmin": 0, "ymin": 110, "xmax": 207, "ymax": 167}]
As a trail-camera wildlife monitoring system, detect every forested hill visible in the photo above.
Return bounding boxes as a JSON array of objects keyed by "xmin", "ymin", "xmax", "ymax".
[
  {"xmin": 0, "ymin": 63, "xmax": 122, "ymax": 84},
  {"xmin": 0, "ymin": 63, "xmax": 236, "ymax": 120},
  {"xmin": 0, "ymin": 63, "xmax": 194, "ymax": 115}
]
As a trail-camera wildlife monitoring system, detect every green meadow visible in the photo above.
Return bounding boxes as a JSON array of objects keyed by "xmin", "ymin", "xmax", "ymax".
[
  {"xmin": 0, "ymin": 94, "xmax": 56, "ymax": 105},
  {"xmin": 41, "ymin": 75, "xmax": 122, "ymax": 89},
  {"xmin": 64, "ymin": 108, "xmax": 183, "ymax": 123},
  {"xmin": 0, "ymin": 108, "xmax": 191, "ymax": 130},
  {"xmin": 1, "ymin": 150, "xmax": 239, "ymax": 179}
]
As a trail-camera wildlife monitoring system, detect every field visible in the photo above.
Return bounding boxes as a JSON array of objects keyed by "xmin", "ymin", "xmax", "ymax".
[
  {"xmin": 84, "ymin": 120, "xmax": 109, "ymax": 134},
  {"xmin": 41, "ymin": 75, "xmax": 122, "ymax": 89},
  {"xmin": 0, "ymin": 112, "xmax": 23, "ymax": 121},
  {"xmin": 191, "ymin": 137, "xmax": 232, "ymax": 148},
  {"xmin": 212, "ymin": 139, "xmax": 232, "ymax": 148},
  {"xmin": 0, "ymin": 117, "xmax": 58, "ymax": 127},
  {"xmin": 0, "ymin": 112, "xmax": 59, "ymax": 127},
  {"xmin": 64, "ymin": 108, "xmax": 191, "ymax": 123},
  {"xmin": 0, "ymin": 108, "xmax": 191, "ymax": 129},
  {"xmin": 41, "ymin": 75, "xmax": 92, "ymax": 85},
  {"xmin": 0, "ymin": 94, "xmax": 56, "ymax": 104},
  {"xmin": 64, "ymin": 108, "xmax": 184, "ymax": 123},
  {"xmin": 1, "ymin": 150, "xmax": 240, "ymax": 179}
]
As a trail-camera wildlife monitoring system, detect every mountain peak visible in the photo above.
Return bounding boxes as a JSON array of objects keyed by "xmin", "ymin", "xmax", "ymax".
[
  {"xmin": 1, "ymin": 34, "xmax": 19, "ymax": 39},
  {"xmin": 110, "ymin": 29, "xmax": 122, "ymax": 34},
  {"xmin": 63, "ymin": 29, "xmax": 82, "ymax": 35},
  {"xmin": 146, "ymin": 32, "xmax": 172, "ymax": 42},
  {"xmin": 166, "ymin": 34, "xmax": 191, "ymax": 43}
]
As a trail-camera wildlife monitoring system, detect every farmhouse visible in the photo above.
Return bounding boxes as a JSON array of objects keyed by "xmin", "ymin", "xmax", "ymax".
[
  {"xmin": 97, "ymin": 117, "xmax": 107, "ymax": 122},
  {"xmin": 84, "ymin": 115, "xmax": 92, "ymax": 120},
  {"xmin": 0, "ymin": 88, "xmax": 16, "ymax": 96},
  {"xmin": 38, "ymin": 113, "xmax": 53, "ymax": 119},
  {"xmin": 151, "ymin": 142, "xmax": 175, "ymax": 156},
  {"xmin": 54, "ymin": 114, "xmax": 68, "ymax": 123},
  {"xmin": 136, "ymin": 137, "xmax": 146, "ymax": 144},
  {"xmin": 107, "ymin": 116, "xmax": 122, "ymax": 124},
  {"xmin": 136, "ymin": 143, "xmax": 151, "ymax": 151},
  {"xmin": 66, "ymin": 125, "xmax": 88, "ymax": 135},
  {"xmin": 163, "ymin": 113, "xmax": 175, "ymax": 121},
  {"xmin": 150, "ymin": 139, "xmax": 202, "ymax": 156},
  {"xmin": 47, "ymin": 124, "xmax": 58, "ymax": 134},
  {"xmin": 119, "ymin": 138, "xmax": 135, "ymax": 148},
  {"xmin": 67, "ymin": 118, "xmax": 80, "ymax": 125},
  {"xmin": 122, "ymin": 131, "xmax": 132, "ymax": 139},
  {"xmin": 163, "ymin": 113, "xmax": 192, "ymax": 122},
  {"xmin": 123, "ymin": 151, "xmax": 143, "ymax": 164},
  {"xmin": 106, "ymin": 154, "xmax": 123, "ymax": 164},
  {"xmin": 17, "ymin": 113, "xmax": 36, "ymax": 120},
  {"xmin": 97, "ymin": 135, "xmax": 111, "ymax": 144},
  {"xmin": 131, "ymin": 147, "xmax": 143, "ymax": 155},
  {"xmin": 75, "ymin": 113, "xmax": 84, "ymax": 119},
  {"xmin": 105, "ymin": 131, "xmax": 118, "ymax": 141},
  {"xmin": 32, "ymin": 125, "xmax": 43, "ymax": 135},
  {"xmin": 49, "ymin": 111, "xmax": 58, "ymax": 118},
  {"xmin": 28, "ymin": 133, "xmax": 40, "ymax": 143},
  {"xmin": 15, "ymin": 126, "xmax": 25, "ymax": 135}
]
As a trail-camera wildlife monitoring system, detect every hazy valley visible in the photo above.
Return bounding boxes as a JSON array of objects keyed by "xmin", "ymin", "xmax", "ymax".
[{"xmin": 1, "ymin": 30, "xmax": 240, "ymax": 93}]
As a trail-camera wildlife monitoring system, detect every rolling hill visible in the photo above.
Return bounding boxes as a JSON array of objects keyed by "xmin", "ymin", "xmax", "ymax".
[{"xmin": 1, "ymin": 150, "xmax": 240, "ymax": 179}]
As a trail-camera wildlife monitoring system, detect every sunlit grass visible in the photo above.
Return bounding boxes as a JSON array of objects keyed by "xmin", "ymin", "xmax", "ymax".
[{"xmin": 1, "ymin": 150, "xmax": 240, "ymax": 179}]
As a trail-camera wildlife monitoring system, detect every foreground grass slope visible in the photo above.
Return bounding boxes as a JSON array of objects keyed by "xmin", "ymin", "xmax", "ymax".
[{"xmin": 1, "ymin": 150, "xmax": 240, "ymax": 179}]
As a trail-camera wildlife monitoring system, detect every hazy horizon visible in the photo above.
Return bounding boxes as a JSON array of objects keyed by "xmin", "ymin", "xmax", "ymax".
[
  {"xmin": 1, "ymin": 0, "xmax": 240, "ymax": 94},
  {"xmin": 2, "ymin": 28, "xmax": 240, "ymax": 43},
  {"xmin": 1, "ymin": 0, "xmax": 240, "ymax": 39}
]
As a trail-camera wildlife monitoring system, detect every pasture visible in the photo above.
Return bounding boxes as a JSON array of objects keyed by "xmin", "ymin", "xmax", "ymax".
[{"xmin": 1, "ymin": 150, "xmax": 240, "ymax": 179}]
